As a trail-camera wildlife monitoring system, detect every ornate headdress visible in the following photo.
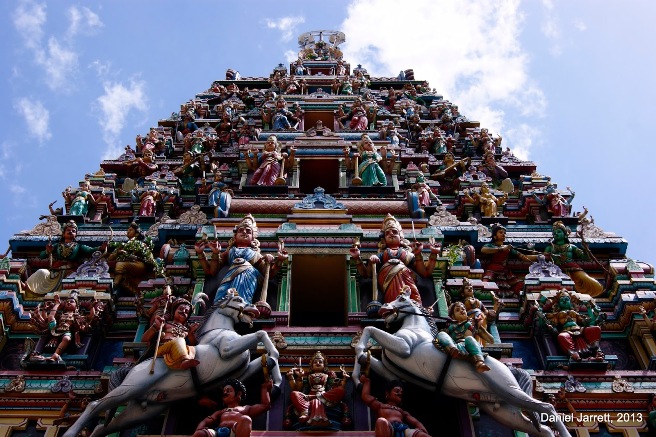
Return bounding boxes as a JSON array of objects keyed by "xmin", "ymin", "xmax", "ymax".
[
  {"xmin": 62, "ymin": 220, "xmax": 78, "ymax": 233},
  {"xmin": 490, "ymin": 222, "xmax": 506, "ymax": 237},
  {"xmin": 381, "ymin": 214, "xmax": 403, "ymax": 235},
  {"xmin": 169, "ymin": 297, "xmax": 192, "ymax": 317},
  {"xmin": 235, "ymin": 214, "xmax": 259, "ymax": 238},
  {"xmin": 311, "ymin": 350, "xmax": 327, "ymax": 367},
  {"xmin": 552, "ymin": 221, "xmax": 569, "ymax": 236}
]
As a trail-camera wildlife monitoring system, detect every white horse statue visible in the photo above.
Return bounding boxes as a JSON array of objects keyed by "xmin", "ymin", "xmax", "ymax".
[
  {"xmin": 63, "ymin": 292, "xmax": 282, "ymax": 437},
  {"xmin": 352, "ymin": 290, "xmax": 571, "ymax": 437}
]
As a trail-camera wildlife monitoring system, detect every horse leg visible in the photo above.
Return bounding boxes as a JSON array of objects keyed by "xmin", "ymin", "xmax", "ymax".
[
  {"xmin": 88, "ymin": 401, "xmax": 168, "ymax": 437},
  {"xmin": 478, "ymin": 402, "xmax": 555, "ymax": 437}
]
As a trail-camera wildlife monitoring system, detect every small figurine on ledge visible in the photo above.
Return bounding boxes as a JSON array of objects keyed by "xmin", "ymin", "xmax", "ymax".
[
  {"xmin": 457, "ymin": 278, "xmax": 498, "ymax": 346},
  {"xmin": 63, "ymin": 181, "xmax": 96, "ymax": 217},
  {"xmin": 436, "ymin": 301, "xmax": 490, "ymax": 372},
  {"xmin": 359, "ymin": 374, "xmax": 431, "ymax": 437},
  {"xmin": 286, "ymin": 351, "xmax": 351, "ymax": 429},
  {"xmin": 536, "ymin": 288, "xmax": 605, "ymax": 361},
  {"xmin": 245, "ymin": 135, "xmax": 295, "ymax": 186},
  {"xmin": 532, "ymin": 183, "xmax": 575, "ymax": 217},
  {"xmin": 193, "ymin": 378, "xmax": 273, "ymax": 437},
  {"xmin": 464, "ymin": 182, "xmax": 507, "ymax": 218},
  {"xmin": 27, "ymin": 290, "xmax": 105, "ymax": 362}
]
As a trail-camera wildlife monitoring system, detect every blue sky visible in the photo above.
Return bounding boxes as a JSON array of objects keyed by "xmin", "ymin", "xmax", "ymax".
[{"xmin": 1, "ymin": 0, "xmax": 655, "ymax": 263}]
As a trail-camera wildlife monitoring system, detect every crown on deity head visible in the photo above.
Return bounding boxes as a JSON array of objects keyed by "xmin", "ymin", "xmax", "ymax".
[
  {"xmin": 170, "ymin": 297, "xmax": 192, "ymax": 315},
  {"xmin": 62, "ymin": 220, "xmax": 78, "ymax": 232},
  {"xmin": 381, "ymin": 214, "xmax": 403, "ymax": 235},
  {"xmin": 312, "ymin": 350, "xmax": 327, "ymax": 366},
  {"xmin": 236, "ymin": 214, "xmax": 259, "ymax": 237},
  {"xmin": 552, "ymin": 220, "xmax": 569, "ymax": 235}
]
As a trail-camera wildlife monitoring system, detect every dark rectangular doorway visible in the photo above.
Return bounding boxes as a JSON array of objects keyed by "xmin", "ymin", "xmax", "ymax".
[
  {"xmin": 289, "ymin": 254, "xmax": 347, "ymax": 326},
  {"xmin": 299, "ymin": 159, "xmax": 339, "ymax": 194}
]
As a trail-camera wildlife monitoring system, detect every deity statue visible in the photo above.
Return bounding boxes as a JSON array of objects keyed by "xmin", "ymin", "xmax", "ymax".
[
  {"xmin": 27, "ymin": 290, "xmax": 105, "ymax": 362},
  {"xmin": 270, "ymin": 97, "xmax": 298, "ymax": 130},
  {"xmin": 245, "ymin": 135, "xmax": 295, "ymax": 186},
  {"xmin": 195, "ymin": 214, "xmax": 288, "ymax": 304},
  {"xmin": 532, "ymin": 183, "xmax": 575, "ymax": 217},
  {"xmin": 478, "ymin": 152, "xmax": 512, "ymax": 192},
  {"xmin": 25, "ymin": 221, "xmax": 102, "ymax": 295},
  {"xmin": 544, "ymin": 221, "xmax": 603, "ymax": 297},
  {"xmin": 350, "ymin": 214, "xmax": 439, "ymax": 305},
  {"xmin": 480, "ymin": 224, "xmax": 533, "ymax": 297},
  {"xmin": 194, "ymin": 378, "xmax": 273, "ymax": 437},
  {"xmin": 139, "ymin": 183, "xmax": 161, "ymax": 217},
  {"xmin": 141, "ymin": 297, "xmax": 200, "ymax": 370},
  {"xmin": 456, "ymin": 278, "xmax": 498, "ymax": 346},
  {"xmin": 436, "ymin": 301, "xmax": 490, "ymax": 372},
  {"xmin": 464, "ymin": 182, "xmax": 508, "ymax": 217},
  {"xmin": 536, "ymin": 289, "xmax": 604, "ymax": 361},
  {"xmin": 63, "ymin": 181, "xmax": 96, "ymax": 217},
  {"xmin": 430, "ymin": 153, "xmax": 470, "ymax": 196},
  {"xmin": 286, "ymin": 351, "xmax": 351, "ymax": 429},
  {"xmin": 359, "ymin": 375, "xmax": 431, "ymax": 437},
  {"xmin": 126, "ymin": 147, "xmax": 158, "ymax": 181},
  {"xmin": 207, "ymin": 171, "xmax": 233, "ymax": 218},
  {"xmin": 108, "ymin": 222, "xmax": 162, "ymax": 295},
  {"xmin": 346, "ymin": 97, "xmax": 369, "ymax": 130},
  {"xmin": 343, "ymin": 134, "xmax": 390, "ymax": 186}
]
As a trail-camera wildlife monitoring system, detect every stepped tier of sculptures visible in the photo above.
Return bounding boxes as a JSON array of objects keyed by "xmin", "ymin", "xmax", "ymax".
[{"xmin": 1, "ymin": 30, "xmax": 655, "ymax": 437}]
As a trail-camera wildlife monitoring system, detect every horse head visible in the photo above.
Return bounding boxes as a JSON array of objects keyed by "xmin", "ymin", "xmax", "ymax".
[
  {"xmin": 215, "ymin": 289, "xmax": 260, "ymax": 327},
  {"xmin": 378, "ymin": 287, "xmax": 420, "ymax": 327}
]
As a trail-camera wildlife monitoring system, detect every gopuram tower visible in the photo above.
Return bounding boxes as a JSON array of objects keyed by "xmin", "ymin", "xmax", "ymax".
[{"xmin": 0, "ymin": 30, "xmax": 654, "ymax": 437}]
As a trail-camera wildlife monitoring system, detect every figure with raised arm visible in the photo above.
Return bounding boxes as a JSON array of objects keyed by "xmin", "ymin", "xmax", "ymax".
[
  {"xmin": 64, "ymin": 181, "xmax": 96, "ymax": 217},
  {"xmin": 533, "ymin": 183, "xmax": 575, "ymax": 217},
  {"xmin": 359, "ymin": 375, "xmax": 431, "ymax": 437},
  {"xmin": 350, "ymin": 214, "xmax": 439, "ymax": 305},
  {"xmin": 195, "ymin": 214, "xmax": 288, "ymax": 304},
  {"xmin": 193, "ymin": 378, "xmax": 273, "ymax": 437},
  {"xmin": 464, "ymin": 182, "xmax": 507, "ymax": 217},
  {"xmin": 480, "ymin": 224, "xmax": 533, "ymax": 297},
  {"xmin": 245, "ymin": 135, "xmax": 295, "ymax": 186},
  {"xmin": 436, "ymin": 301, "xmax": 490, "ymax": 372},
  {"xmin": 108, "ymin": 222, "xmax": 162, "ymax": 295}
]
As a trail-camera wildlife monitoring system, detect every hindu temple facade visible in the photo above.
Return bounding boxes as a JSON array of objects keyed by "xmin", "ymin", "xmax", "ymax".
[{"xmin": 0, "ymin": 30, "xmax": 654, "ymax": 436}]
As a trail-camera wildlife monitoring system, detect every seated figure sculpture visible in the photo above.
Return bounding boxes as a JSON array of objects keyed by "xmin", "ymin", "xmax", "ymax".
[
  {"xmin": 536, "ymin": 288, "xmax": 605, "ymax": 361},
  {"xmin": 349, "ymin": 214, "xmax": 439, "ymax": 305},
  {"xmin": 286, "ymin": 351, "xmax": 351, "ymax": 429},
  {"xmin": 457, "ymin": 278, "xmax": 497, "ymax": 346},
  {"xmin": 344, "ymin": 134, "xmax": 391, "ymax": 186},
  {"xmin": 464, "ymin": 182, "xmax": 507, "ymax": 218},
  {"xmin": 195, "ymin": 214, "xmax": 288, "ymax": 304},
  {"xmin": 544, "ymin": 221, "xmax": 603, "ymax": 297},
  {"xmin": 532, "ymin": 183, "xmax": 575, "ymax": 218},
  {"xmin": 245, "ymin": 135, "xmax": 295, "ymax": 186},
  {"xmin": 436, "ymin": 301, "xmax": 490, "ymax": 372}
]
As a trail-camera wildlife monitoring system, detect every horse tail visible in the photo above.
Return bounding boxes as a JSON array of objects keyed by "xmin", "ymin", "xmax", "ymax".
[{"xmin": 508, "ymin": 366, "xmax": 541, "ymax": 432}]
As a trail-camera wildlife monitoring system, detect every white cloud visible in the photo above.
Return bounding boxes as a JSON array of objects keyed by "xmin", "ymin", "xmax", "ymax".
[
  {"xmin": 10, "ymin": 184, "xmax": 26, "ymax": 195},
  {"xmin": 574, "ymin": 19, "xmax": 587, "ymax": 32},
  {"xmin": 265, "ymin": 16, "xmax": 305, "ymax": 42},
  {"xmin": 35, "ymin": 37, "xmax": 79, "ymax": 90},
  {"xmin": 504, "ymin": 123, "xmax": 540, "ymax": 161},
  {"xmin": 14, "ymin": 98, "xmax": 52, "ymax": 143},
  {"xmin": 89, "ymin": 60, "xmax": 112, "ymax": 78},
  {"xmin": 96, "ymin": 79, "xmax": 148, "ymax": 160},
  {"xmin": 67, "ymin": 6, "xmax": 103, "ymax": 38},
  {"xmin": 284, "ymin": 50, "xmax": 297, "ymax": 63},
  {"xmin": 341, "ymin": 0, "xmax": 545, "ymax": 158},
  {"xmin": 12, "ymin": 0, "xmax": 46, "ymax": 50}
]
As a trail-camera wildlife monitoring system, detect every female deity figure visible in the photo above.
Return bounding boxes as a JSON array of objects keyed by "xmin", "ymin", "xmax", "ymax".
[
  {"xmin": 126, "ymin": 147, "xmax": 158, "ymax": 181},
  {"xmin": 533, "ymin": 183, "xmax": 575, "ymax": 217},
  {"xmin": 271, "ymin": 97, "xmax": 297, "ymax": 130},
  {"xmin": 544, "ymin": 221, "xmax": 603, "ymax": 297},
  {"xmin": 139, "ymin": 183, "xmax": 161, "ymax": 217},
  {"xmin": 536, "ymin": 289, "xmax": 604, "ymax": 361},
  {"xmin": 286, "ymin": 351, "xmax": 351, "ymax": 429},
  {"xmin": 349, "ymin": 214, "xmax": 440, "ymax": 305},
  {"xmin": 478, "ymin": 152, "xmax": 512, "ymax": 192},
  {"xmin": 480, "ymin": 224, "xmax": 533, "ymax": 297},
  {"xmin": 25, "ymin": 221, "xmax": 101, "ymax": 295},
  {"xmin": 195, "ymin": 214, "xmax": 288, "ymax": 304},
  {"xmin": 436, "ymin": 301, "xmax": 490, "ymax": 372},
  {"xmin": 246, "ymin": 135, "xmax": 295, "ymax": 186},
  {"xmin": 207, "ymin": 171, "xmax": 233, "ymax": 218},
  {"xmin": 346, "ymin": 97, "xmax": 369, "ymax": 130},
  {"xmin": 464, "ymin": 182, "xmax": 508, "ymax": 217},
  {"xmin": 108, "ymin": 222, "xmax": 162, "ymax": 295},
  {"xmin": 64, "ymin": 181, "xmax": 96, "ymax": 216},
  {"xmin": 344, "ymin": 134, "xmax": 389, "ymax": 186}
]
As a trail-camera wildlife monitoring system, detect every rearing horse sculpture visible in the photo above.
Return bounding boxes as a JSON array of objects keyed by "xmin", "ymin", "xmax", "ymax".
[
  {"xmin": 63, "ymin": 292, "xmax": 282, "ymax": 437},
  {"xmin": 352, "ymin": 290, "xmax": 571, "ymax": 437}
]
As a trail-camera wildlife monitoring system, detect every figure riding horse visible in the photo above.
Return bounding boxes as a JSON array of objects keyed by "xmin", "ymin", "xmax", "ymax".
[
  {"xmin": 352, "ymin": 290, "xmax": 571, "ymax": 437},
  {"xmin": 63, "ymin": 291, "xmax": 282, "ymax": 437}
]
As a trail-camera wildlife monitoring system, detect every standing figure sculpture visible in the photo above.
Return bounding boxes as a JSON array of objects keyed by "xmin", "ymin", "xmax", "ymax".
[
  {"xmin": 480, "ymin": 224, "xmax": 533, "ymax": 297},
  {"xmin": 195, "ymin": 214, "xmax": 288, "ymax": 304},
  {"xmin": 346, "ymin": 97, "xmax": 369, "ymax": 130},
  {"xmin": 25, "ymin": 221, "xmax": 101, "ymax": 295},
  {"xmin": 246, "ymin": 135, "xmax": 295, "ymax": 186},
  {"xmin": 194, "ymin": 378, "xmax": 273, "ymax": 437},
  {"xmin": 286, "ymin": 351, "xmax": 351, "ymax": 429},
  {"xmin": 350, "ymin": 214, "xmax": 439, "ymax": 305},
  {"xmin": 532, "ymin": 183, "xmax": 575, "ymax": 218},
  {"xmin": 139, "ymin": 183, "xmax": 161, "ymax": 217},
  {"xmin": 544, "ymin": 221, "xmax": 603, "ymax": 297},
  {"xmin": 344, "ymin": 134, "xmax": 390, "ymax": 187},
  {"xmin": 359, "ymin": 375, "xmax": 431, "ymax": 437},
  {"xmin": 64, "ymin": 181, "xmax": 96, "ymax": 217}
]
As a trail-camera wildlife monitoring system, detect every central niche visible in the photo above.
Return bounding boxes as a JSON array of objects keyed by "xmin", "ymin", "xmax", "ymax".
[{"xmin": 289, "ymin": 254, "xmax": 347, "ymax": 326}]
